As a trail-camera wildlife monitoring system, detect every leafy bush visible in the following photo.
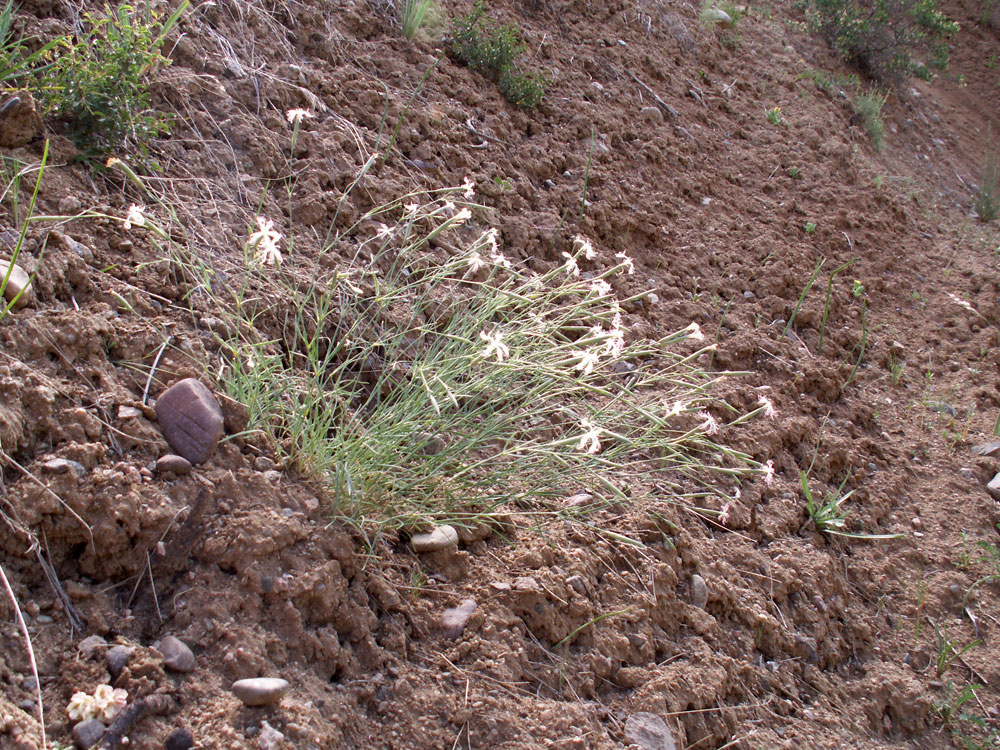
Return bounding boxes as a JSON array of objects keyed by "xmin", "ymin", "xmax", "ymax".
[
  {"xmin": 804, "ymin": 0, "xmax": 959, "ymax": 81},
  {"xmin": 38, "ymin": 1, "xmax": 187, "ymax": 161},
  {"xmin": 974, "ymin": 149, "xmax": 999, "ymax": 223},
  {"xmin": 853, "ymin": 87, "xmax": 888, "ymax": 149},
  {"xmin": 449, "ymin": 2, "xmax": 548, "ymax": 110}
]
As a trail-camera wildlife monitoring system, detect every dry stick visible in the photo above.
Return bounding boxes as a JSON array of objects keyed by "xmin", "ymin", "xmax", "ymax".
[
  {"xmin": 35, "ymin": 542, "xmax": 85, "ymax": 634},
  {"xmin": 0, "ymin": 561, "xmax": 46, "ymax": 749},
  {"xmin": 100, "ymin": 693, "xmax": 174, "ymax": 749},
  {"xmin": 626, "ymin": 70, "xmax": 679, "ymax": 117},
  {"xmin": 142, "ymin": 336, "xmax": 172, "ymax": 405}
]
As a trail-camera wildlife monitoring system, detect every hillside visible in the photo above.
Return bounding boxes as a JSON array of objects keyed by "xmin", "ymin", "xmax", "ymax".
[{"xmin": 1, "ymin": 0, "xmax": 999, "ymax": 747}]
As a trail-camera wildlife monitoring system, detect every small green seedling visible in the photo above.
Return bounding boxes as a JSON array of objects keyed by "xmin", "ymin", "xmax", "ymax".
[
  {"xmin": 800, "ymin": 470, "xmax": 903, "ymax": 539},
  {"xmin": 804, "ymin": 221, "xmax": 817, "ymax": 234},
  {"xmin": 851, "ymin": 278, "xmax": 865, "ymax": 298},
  {"xmin": 766, "ymin": 106, "xmax": 783, "ymax": 125}
]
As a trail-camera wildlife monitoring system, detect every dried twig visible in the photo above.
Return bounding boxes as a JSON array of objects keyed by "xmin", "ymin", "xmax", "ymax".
[
  {"xmin": 100, "ymin": 693, "xmax": 174, "ymax": 749},
  {"xmin": 0, "ymin": 561, "xmax": 46, "ymax": 749}
]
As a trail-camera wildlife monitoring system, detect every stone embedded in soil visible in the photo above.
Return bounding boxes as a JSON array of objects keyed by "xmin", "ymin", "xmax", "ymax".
[
  {"xmin": 624, "ymin": 712, "xmax": 676, "ymax": 750},
  {"xmin": 440, "ymin": 598, "xmax": 477, "ymax": 639},
  {"xmin": 988, "ymin": 473, "xmax": 1000, "ymax": 500},
  {"xmin": 0, "ymin": 92, "xmax": 42, "ymax": 148},
  {"xmin": 154, "ymin": 379, "xmax": 225, "ymax": 464},
  {"xmin": 972, "ymin": 441, "xmax": 1000, "ymax": 456},
  {"xmin": 40, "ymin": 458, "xmax": 87, "ymax": 477},
  {"xmin": 157, "ymin": 635, "xmax": 196, "ymax": 672},
  {"xmin": 231, "ymin": 677, "xmax": 290, "ymax": 707},
  {"xmin": 702, "ymin": 7, "xmax": 732, "ymax": 26},
  {"xmin": 410, "ymin": 525, "xmax": 459, "ymax": 552},
  {"xmin": 165, "ymin": 727, "xmax": 194, "ymax": 750},
  {"xmin": 78, "ymin": 635, "xmax": 107, "ymax": 659},
  {"xmin": 689, "ymin": 574, "xmax": 708, "ymax": 609},
  {"xmin": 566, "ymin": 575, "xmax": 587, "ymax": 595},
  {"xmin": 1, "ymin": 259, "xmax": 32, "ymax": 308},
  {"xmin": 72, "ymin": 718, "xmax": 106, "ymax": 750},
  {"xmin": 156, "ymin": 453, "xmax": 193, "ymax": 476},
  {"xmin": 107, "ymin": 645, "xmax": 134, "ymax": 680},
  {"xmin": 640, "ymin": 106, "xmax": 663, "ymax": 125},
  {"xmin": 412, "ymin": 431, "xmax": 447, "ymax": 455}
]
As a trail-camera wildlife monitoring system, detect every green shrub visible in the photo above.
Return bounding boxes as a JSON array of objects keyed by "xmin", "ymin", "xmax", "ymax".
[
  {"xmin": 38, "ymin": 1, "xmax": 187, "ymax": 161},
  {"xmin": 853, "ymin": 88, "xmax": 888, "ymax": 149},
  {"xmin": 975, "ymin": 149, "xmax": 999, "ymax": 223},
  {"xmin": 449, "ymin": 2, "xmax": 547, "ymax": 109},
  {"xmin": 804, "ymin": 0, "xmax": 959, "ymax": 81},
  {"xmin": 0, "ymin": 0, "xmax": 60, "ymax": 88}
]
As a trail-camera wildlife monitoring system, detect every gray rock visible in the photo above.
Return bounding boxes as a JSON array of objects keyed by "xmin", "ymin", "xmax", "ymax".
[
  {"xmin": 154, "ymin": 379, "xmax": 225, "ymax": 464},
  {"xmin": 40, "ymin": 458, "xmax": 87, "ymax": 477},
  {"xmin": 231, "ymin": 677, "xmax": 290, "ymax": 707},
  {"xmin": 165, "ymin": 727, "xmax": 194, "ymax": 750},
  {"xmin": 988, "ymin": 473, "xmax": 1000, "ymax": 500},
  {"xmin": 959, "ymin": 467, "xmax": 975, "ymax": 480},
  {"xmin": 21, "ymin": 675, "xmax": 37, "ymax": 691},
  {"xmin": 156, "ymin": 453, "xmax": 193, "ymax": 476},
  {"xmin": 440, "ymin": 598, "xmax": 477, "ymax": 639},
  {"xmin": 18, "ymin": 699, "xmax": 35, "ymax": 712},
  {"xmin": 72, "ymin": 718, "xmax": 106, "ymax": 749},
  {"xmin": 107, "ymin": 645, "xmax": 134, "ymax": 680},
  {"xmin": 702, "ymin": 7, "xmax": 733, "ymax": 26},
  {"xmin": 158, "ymin": 635, "xmax": 195, "ymax": 672},
  {"xmin": 566, "ymin": 575, "xmax": 587, "ymax": 595},
  {"xmin": 640, "ymin": 106, "xmax": 664, "ymax": 125},
  {"xmin": 1, "ymin": 258, "xmax": 32, "ymax": 308},
  {"xmin": 411, "ymin": 525, "xmax": 459, "ymax": 552},
  {"xmin": 690, "ymin": 574, "xmax": 708, "ymax": 609},
  {"xmin": 972, "ymin": 442, "xmax": 1000, "ymax": 457},
  {"xmin": 58, "ymin": 195, "xmax": 82, "ymax": 215},
  {"xmin": 412, "ymin": 431, "xmax": 446, "ymax": 456},
  {"xmin": 794, "ymin": 635, "xmax": 818, "ymax": 663},
  {"xmin": 78, "ymin": 634, "xmax": 107, "ymax": 659},
  {"xmin": 625, "ymin": 712, "xmax": 676, "ymax": 750}
]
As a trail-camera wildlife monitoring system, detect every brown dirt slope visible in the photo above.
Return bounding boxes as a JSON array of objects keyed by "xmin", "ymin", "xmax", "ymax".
[{"xmin": 1, "ymin": 0, "xmax": 1000, "ymax": 747}]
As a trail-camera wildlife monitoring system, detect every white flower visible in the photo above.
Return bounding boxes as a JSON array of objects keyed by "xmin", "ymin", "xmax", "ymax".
[
  {"xmin": 482, "ymin": 227, "xmax": 499, "ymax": 252},
  {"xmin": 490, "ymin": 249, "xmax": 512, "ymax": 269},
  {"xmin": 665, "ymin": 401, "xmax": 686, "ymax": 418},
  {"xmin": 574, "ymin": 235, "xmax": 597, "ymax": 260},
  {"xmin": 615, "ymin": 250, "xmax": 634, "ymax": 275},
  {"xmin": 719, "ymin": 502, "xmax": 731, "ymax": 526},
  {"xmin": 248, "ymin": 216, "xmax": 283, "ymax": 267},
  {"xmin": 67, "ymin": 691, "xmax": 95, "ymax": 721},
  {"xmin": 684, "ymin": 322, "xmax": 704, "ymax": 341},
  {"xmin": 466, "ymin": 251, "xmax": 487, "ymax": 274},
  {"xmin": 697, "ymin": 411, "xmax": 719, "ymax": 435},
  {"xmin": 286, "ymin": 108, "xmax": 311, "ymax": 125},
  {"xmin": 576, "ymin": 419, "xmax": 602, "ymax": 454},
  {"xmin": 479, "ymin": 330, "xmax": 509, "ymax": 362},
  {"xmin": 404, "ymin": 202, "xmax": 419, "ymax": 215},
  {"xmin": 604, "ymin": 326, "xmax": 625, "ymax": 357},
  {"xmin": 461, "ymin": 176, "xmax": 475, "ymax": 199},
  {"xmin": 561, "ymin": 252, "xmax": 580, "ymax": 277},
  {"xmin": 758, "ymin": 395, "xmax": 777, "ymax": 419},
  {"xmin": 374, "ymin": 222, "xmax": 393, "ymax": 239},
  {"xmin": 123, "ymin": 203, "xmax": 146, "ymax": 230},
  {"xmin": 762, "ymin": 459, "xmax": 775, "ymax": 487},
  {"xmin": 947, "ymin": 292, "xmax": 975, "ymax": 313},
  {"xmin": 453, "ymin": 207, "xmax": 473, "ymax": 225},
  {"xmin": 571, "ymin": 348, "xmax": 601, "ymax": 376},
  {"xmin": 589, "ymin": 279, "xmax": 613, "ymax": 297}
]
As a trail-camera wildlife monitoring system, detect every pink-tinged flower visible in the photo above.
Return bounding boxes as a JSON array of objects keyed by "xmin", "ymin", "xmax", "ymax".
[
  {"xmin": 576, "ymin": 419, "xmax": 602, "ymax": 453},
  {"xmin": 561, "ymin": 252, "xmax": 580, "ymax": 277},
  {"xmin": 574, "ymin": 235, "xmax": 597, "ymax": 260},
  {"xmin": 615, "ymin": 250, "xmax": 634, "ymax": 275},
  {"xmin": 248, "ymin": 216, "xmax": 283, "ymax": 267},
  {"xmin": 762, "ymin": 459, "xmax": 775, "ymax": 487},
  {"xmin": 286, "ymin": 108, "xmax": 312, "ymax": 125},
  {"xmin": 758, "ymin": 395, "xmax": 777, "ymax": 419},
  {"xmin": 479, "ymin": 330, "xmax": 509, "ymax": 362},
  {"xmin": 719, "ymin": 502, "xmax": 731, "ymax": 526},
  {"xmin": 697, "ymin": 411, "xmax": 719, "ymax": 435},
  {"xmin": 123, "ymin": 203, "xmax": 146, "ymax": 230}
]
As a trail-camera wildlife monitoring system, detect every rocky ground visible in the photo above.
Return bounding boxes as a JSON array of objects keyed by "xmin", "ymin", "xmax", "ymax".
[{"xmin": 1, "ymin": 0, "xmax": 1000, "ymax": 747}]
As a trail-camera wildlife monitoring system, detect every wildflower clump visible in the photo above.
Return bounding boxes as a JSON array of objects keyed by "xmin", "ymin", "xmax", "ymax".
[
  {"xmin": 67, "ymin": 684, "xmax": 128, "ymax": 722},
  {"xmin": 217, "ymin": 178, "xmax": 770, "ymax": 532}
]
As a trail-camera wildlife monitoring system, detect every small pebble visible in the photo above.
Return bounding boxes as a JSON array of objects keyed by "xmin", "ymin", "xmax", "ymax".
[
  {"xmin": 40, "ymin": 458, "xmax": 87, "ymax": 477},
  {"xmin": 72, "ymin": 718, "xmax": 106, "ymax": 750},
  {"xmin": 911, "ymin": 517, "xmax": 921, "ymax": 528},
  {"xmin": 410, "ymin": 525, "xmax": 459, "ymax": 552},
  {"xmin": 158, "ymin": 636, "xmax": 195, "ymax": 672},
  {"xmin": 17, "ymin": 699, "xmax": 35, "ymax": 712},
  {"xmin": 440, "ymin": 598, "xmax": 477, "ymax": 639},
  {"xmin": 78, "ymin": 635, "xmax": 107, "ymax": 659},
  {"xmin": 624, "ymin": 712, "xmax": 676, "ymax": 750},
  {"xmin": 0, "ymin": 258, "xmax": 32, "ymax": 308},
  {"xmin": 640, "ymin": 106, "xmax": 664, "ymax": 125},
  {"xmin": 987, "ymin": 473, "xmax": 1000, "ymax": 500},
  {"xmin": 156, "ymin": 454, "xmax": 193, "ymax": 476},
  {"xmin": 165, "ymin": 727, "xmax": 194, "ymax": 750},
  {"xmin": 231, "ymin": 677, "xmax": 290, "ymax": 707},
  {"xmin": 35, "ymin": 614, "xmax": 53, "ymax": 624},
  {"xmin": 107, "ymin": 645, "xmax": 134, "ymax": 680},
  {"xmin": 565, "ymin": 575, "xmax": 587, "ymax": 595},
  {"xmin": 690, "ymin": 574, "xmax": 708, "ymax": 609}
]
